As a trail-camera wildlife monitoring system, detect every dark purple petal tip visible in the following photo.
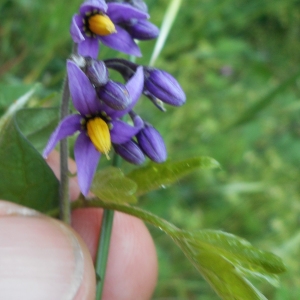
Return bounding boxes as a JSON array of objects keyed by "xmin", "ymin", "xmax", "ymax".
[
  {"xmin": 114, "ymin": 140, "xmax": 145, "ymax": 165},
  {"xmin": 144, "ymin": 68, "xmax": 186, "ymax": 106},
  {"xmin": 107, "ymin": 3, "xmax": 149, "ymax": 24},
  {"xmin": 97, "ymin": 80, "xmax": 131, "ymax": 110},
  {"xmin": 127, "ymin": 19, "xmax": 159, "ymax": 40},
  {"xmin": 137, "ymin": 124, "xmax": 167, "ymax": 163},
  {"xmin": 106, "ymin": 0, "xmax": 148, "ymax": 12}
]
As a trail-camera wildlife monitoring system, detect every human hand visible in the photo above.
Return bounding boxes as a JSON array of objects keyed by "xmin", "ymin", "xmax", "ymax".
[{"xmin": 0, "ymin": 152, "xmax": 157, "ymax": 300}]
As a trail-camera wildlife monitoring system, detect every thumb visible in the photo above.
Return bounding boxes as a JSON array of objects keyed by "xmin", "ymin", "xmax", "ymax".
[{"xmin": 0, "ymin": 200, "xmax": 96, "ymax": 300}]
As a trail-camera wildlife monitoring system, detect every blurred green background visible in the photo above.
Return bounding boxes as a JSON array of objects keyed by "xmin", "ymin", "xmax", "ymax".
[{"xmin": 1, "ymin": 0, "xmax": 300, "ymax": 298}]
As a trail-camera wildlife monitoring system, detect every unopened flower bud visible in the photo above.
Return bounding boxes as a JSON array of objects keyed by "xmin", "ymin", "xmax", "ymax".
[
  {"xmin": 97, "ymin": 80, "xmax": 131, "ymax": 110},
  {"xmin": 144, "ymin": 68, "xmax": 186, "ymax": 106},
  {"xmin": 127, "ymin": 19, "xmax": 159, "ymax": 40},
  {"xmin": 114, "ymin": 140, "xmax": 145, "ymax": 165},
  {"xmin": 137, "ymin": 123, "xmax": 167, "ymax": 163},
  {"xmin": 85, "ymin": 58, "xmax": 109, "ymax": 87}
]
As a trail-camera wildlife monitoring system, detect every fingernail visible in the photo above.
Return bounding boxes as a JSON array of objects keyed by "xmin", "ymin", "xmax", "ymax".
[{"xmin": 0, "ymin": 200, "xmax": 41, "ymax": 217}]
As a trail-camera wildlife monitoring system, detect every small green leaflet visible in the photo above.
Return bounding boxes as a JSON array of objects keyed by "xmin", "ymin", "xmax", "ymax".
[
  {"xmin": 91, "ymin": 167, "xmax": 138, "ymax": 204},
  {"xmin": 90, "ymin": 157, "xmax": 219, "ymax": 204},
  {"xmin": 83, "ymin": 199, "xmax": 286, "ymax": 300},
  {"xmin": 127, "ymin": 156, "xmax": 220, "ymax": 196}
]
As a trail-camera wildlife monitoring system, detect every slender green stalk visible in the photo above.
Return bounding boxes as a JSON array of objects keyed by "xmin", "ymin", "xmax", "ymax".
[
  {"xmin": 59, "ymin": 44, "xmax": 78, "ymax": 224},
  {"xmin": 47, "ymin": 198, "xmax": 179, "ymax": 238},
  {"xmin": 59, "ymin": 76, "xmax": 71, "ymax": 223},
  {"xmin": 95, "ymin": 153, "xmax": 121, "ymax": 299},
  {"xmin": 95, "ymin": 209, "xmax": 115, "ymax": 299}
]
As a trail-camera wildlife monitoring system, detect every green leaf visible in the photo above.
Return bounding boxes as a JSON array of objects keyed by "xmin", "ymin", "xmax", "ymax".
[
  {"xmin": 91, "ymin": 167, "xmax": 138, "ymax": 204},
  {"xmin": 0, "ymin": 107, "xmax": 59, "ymax": 212},
  {"xmin": 0, "ymin": 83, "xmax": 36, "ymax": 110},
  {"xmin": 174, "ymin": 230, "xmax": 285, "ymax": 300},
  {"xmin": 16, "ymin": 107, "xmax": 59, "ymax": 153},
  {"xmin": 79, "ymin": 199, "xmax": 286, "ymax": 300},
  {"xmin": 127, "ymin": 156, "xmax": 220, "ymax": 196}
]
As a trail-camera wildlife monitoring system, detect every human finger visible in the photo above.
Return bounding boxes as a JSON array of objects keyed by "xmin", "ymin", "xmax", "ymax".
[
  {"xmin": 0, "ymin": 200, "xmax": 96, "ymax": 300},
  {"xmin": 72, "ymin": 208, "xmax": 158, "ymax": 300}
]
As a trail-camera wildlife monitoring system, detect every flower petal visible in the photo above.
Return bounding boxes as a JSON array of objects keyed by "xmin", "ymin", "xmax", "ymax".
[
  {"xmin": 99, "ymin": 25, "xmax": 141, "ymax": 57},
  {"xmin": 43, "ymin": 114, "xmax": 82, "ymax": 158},
  {"xmin": 67, "ymin": 60, "xmax": 101, "ymax": 115},
  {"xmin": 110, "ymin": 115, "xmax": 143, "ymax": 144},
  {"xmin": 123, "ymin": 66, "xmax": 144, "ymax": 112},
  {"xmin": 70, "ymin": 15, "xmax": 85, "ymax": 43},
  {"xmin": 107, "ymin": 3, "xmax": 149, "ymax": 23},
  {"xmin": 79, "ymin": 0, "xmax": 107, "ymax": 15},
  {"xmin": 127, "ymin": 19, "xmax": 159, "ymax": 40},
  {"xmin": 77, "ymin": 37, "xmax": 99, "ymax": 58},
  {"xmin": 74, "ymin": 132, "xmax": 101, "ymax": 196}
]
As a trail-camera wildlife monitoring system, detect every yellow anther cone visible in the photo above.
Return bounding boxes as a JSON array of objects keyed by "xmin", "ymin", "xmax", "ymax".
[
  {"xmin": 87, "ymin": 118, "xmax": 111, "ymax": 158},
  {"xmin": 88, "ymin": 14, "xmax": 116, "ymax": 36}
]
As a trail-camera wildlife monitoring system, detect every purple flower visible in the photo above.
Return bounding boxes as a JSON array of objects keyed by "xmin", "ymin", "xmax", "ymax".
[
  {"xmin": 70, "ymin": 0, "xmax": 149, "ymax": 58},
  {"xmin": 43, "ymin": 61, "xmax": 144, "ymax": 196}
]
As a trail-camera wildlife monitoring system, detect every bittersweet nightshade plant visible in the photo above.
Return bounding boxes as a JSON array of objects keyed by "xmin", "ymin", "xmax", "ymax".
[
  {"xmin": 43, "ymin": 61, "xmax": 144, "ymax": 195},
  {"xmin": 70, "ymin": 0, "xmax": 151, "ymax": 57},
  {"xmin": 0, "ymin": 1, "xmax": 286, "ymax": 299}
]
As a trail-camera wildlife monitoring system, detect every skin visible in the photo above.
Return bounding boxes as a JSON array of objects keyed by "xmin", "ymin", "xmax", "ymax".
[{"xmin": 0, "ymin": 151, "xmax": 158, "ymax": 300}]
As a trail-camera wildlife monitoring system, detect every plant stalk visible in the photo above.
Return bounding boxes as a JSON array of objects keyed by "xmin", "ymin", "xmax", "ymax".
[
  {"xmin": 95, "ymin": 209, "xmax": 115, "ymax": 299},
  {"xmin": 95, "ymin": 152, "xmax": 122, "ymax": 299},
  {"xmin": 59, "ymin": 44, "xmax": 78, "ymax": 224},
  {"xmin": 59, "ymin": 76, "xmax": 71, "ymax": 223}
]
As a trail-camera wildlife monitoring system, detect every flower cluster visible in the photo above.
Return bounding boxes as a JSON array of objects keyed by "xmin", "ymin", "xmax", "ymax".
[{"xmin": 44, "ymin": 0, "xmax": 185, "ymax": 196}]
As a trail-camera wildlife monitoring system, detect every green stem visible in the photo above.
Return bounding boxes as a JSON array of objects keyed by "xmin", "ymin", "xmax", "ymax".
[
  {"xmin": 95, "ymin": 209, "xmax": 114, "ymax": 299},
  {"xmin": 59, "ymin": 44, "xmax": 78, "ymax": 224},
  {"xmin": 59, "ymin": 76, "xmax": 71, "ymax": 223},
  {"xmin": 95, "ymin": 153, "xmax": 121, "ymax": 299},
  {"xmin": 47, "ymin": 198, "xmax": 179, "ymax": 239}
]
